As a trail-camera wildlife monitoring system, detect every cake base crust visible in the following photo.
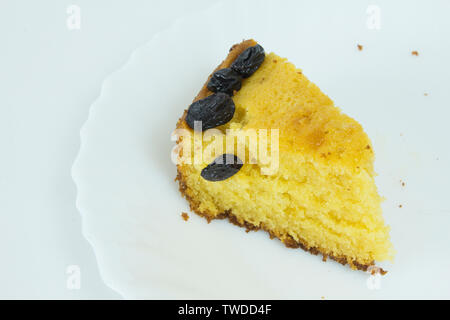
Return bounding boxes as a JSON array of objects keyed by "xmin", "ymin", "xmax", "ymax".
[{"xmin": 176, "ymin": 171, "xmax": 386, "ymax": 274}]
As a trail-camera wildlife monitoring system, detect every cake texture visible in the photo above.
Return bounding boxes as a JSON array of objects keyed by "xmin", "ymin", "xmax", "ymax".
[{"xmin": 175, "ymin": 39, "xmax": 394, "ymax": 271}]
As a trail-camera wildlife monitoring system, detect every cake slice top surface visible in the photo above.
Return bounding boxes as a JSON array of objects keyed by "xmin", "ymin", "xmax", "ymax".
[
  {"xmin": 178, "ymin": 40, "xmax": 375, "ymax": 173},
  {"xmin": 236, "ymin": 53, "xmax": 373, "ymax": 171}
]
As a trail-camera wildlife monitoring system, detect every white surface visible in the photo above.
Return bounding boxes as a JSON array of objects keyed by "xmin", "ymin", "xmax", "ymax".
[
  {"xmin": 72, "ymin": 0, "xmax": 450, "ymax": 299},
  {"xmin": 0, "ymin": 0, "xmax": 220, "ymax": 299}
]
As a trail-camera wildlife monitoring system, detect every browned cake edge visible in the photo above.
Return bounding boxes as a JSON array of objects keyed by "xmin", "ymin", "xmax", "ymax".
[
  {"xmin": 175, "ymin": 39, "xmax": 386, "ymax": 274},
  {"xmin": 176, "ymin": 171, "xmax": 386, "ymax": 273},
  {"xmin": 176, "ymin": 39, "xmax": 257, "ymax": 131}
]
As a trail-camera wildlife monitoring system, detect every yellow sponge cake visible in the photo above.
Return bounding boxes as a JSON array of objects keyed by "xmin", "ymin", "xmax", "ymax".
[{"xmin": 175, "ymin": 39, "xmax": 394, "ymax": 271}]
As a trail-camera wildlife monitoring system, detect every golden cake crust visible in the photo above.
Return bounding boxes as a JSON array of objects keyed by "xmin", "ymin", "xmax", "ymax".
[{"xmin": 175, "ymin": 39, "xmax": 387, "ymax": 273}]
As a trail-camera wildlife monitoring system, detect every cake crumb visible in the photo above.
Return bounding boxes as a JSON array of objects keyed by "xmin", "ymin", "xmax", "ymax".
[
  {"xmin": 322, "ymin": 255, "xmax": 328, "ymax": 262},
  {"xmin": 400, "ymin": 180, "xmax": 406, "ymax": 187},
  {"xmin": 399, "ymin": 204, "xmax": 402, "ymax": 208},
  {"xmin": 424, "ymin": 93, "xmax": 428, "ymax": 96},
  {"xmin": 411, "ymin": 50, "xmax": 419, "ymax": 56},
  {"xmin": 181, "ymin": 212, "xmax": 189, "ymax": 221},
  {"xmin": 368, "ymin": 266, "xmax": 387, "ymax": 275},
  {"xmin": 357, "ymin": 44, "xmax": 363, "ymax": 51}
]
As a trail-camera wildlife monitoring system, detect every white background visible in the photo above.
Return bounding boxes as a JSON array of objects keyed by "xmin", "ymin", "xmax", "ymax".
[
  {"xmin": 2, "ymin": 0, "xmax": 450, "ymax": 299},
  {"xmin": 1, "ymin": 0, "xmax": 220, "ymax": 299}
]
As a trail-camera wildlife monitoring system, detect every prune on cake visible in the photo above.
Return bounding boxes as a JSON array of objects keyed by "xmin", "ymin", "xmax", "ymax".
[
  {"xmin": 185, "ymin": 93, "xmax": 235, "ymax": 131},
  {"xmin": 230, "ymin": 44, "xmax": 265, "ymax": 78},
  {"xmin": 201, "ymin": 154, "xmax": 243, "ymax": 181},
  {"xmin": 207, "ymin": 68, "xmax": 242, "ymax": 95}
]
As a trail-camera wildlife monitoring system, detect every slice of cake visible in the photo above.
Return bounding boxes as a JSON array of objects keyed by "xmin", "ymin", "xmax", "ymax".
[{"xmin": 175, "ymin": 39, "xmax": 394, "ymax": 271}]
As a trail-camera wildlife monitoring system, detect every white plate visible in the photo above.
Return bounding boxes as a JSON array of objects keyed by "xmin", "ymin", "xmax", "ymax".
[{"xmin": 72, "ymin": 0, "xmax": 450, "ymax": 299}]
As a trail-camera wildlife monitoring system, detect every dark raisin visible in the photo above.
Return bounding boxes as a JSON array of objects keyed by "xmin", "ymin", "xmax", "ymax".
[
  {"xmin": 201, "ymin": 154, "xmax": 243, "ymax": 181},
  {"xmin": 207, "ymin": 68, "xmax": 242, "ymax": 95},
  {"xmin": 230, "ymin": 44, "xmax": 265, "ymax": 78},
  {"xmin": 185, "ymin": 93, "xmax": 235, "ymax": 131}
]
